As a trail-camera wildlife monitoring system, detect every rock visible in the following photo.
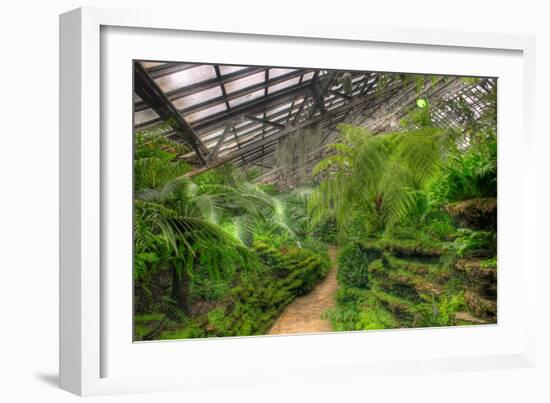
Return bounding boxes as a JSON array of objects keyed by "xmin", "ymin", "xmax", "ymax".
[
  {"xmin": 455, "ymin": 259, "xmax": 497, "ymax": 281},
  {"xmin": 445, "ymin": 197, "xmax": 497, "ymax": 230},
  {"xmin": 455, "ymin": 311, "xmax": 488, "ymax": 324},
  {"xmin": 455, "ymin": 259, "xmax": 497, "ymax": 297},
  {"xmin": 464, "ymin": 290, "xmax": 497, "ymax": 319}
]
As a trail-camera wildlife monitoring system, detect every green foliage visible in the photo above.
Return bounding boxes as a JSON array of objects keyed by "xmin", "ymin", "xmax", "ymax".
[
  {"xmin": 337, "ymin": 243, "xmax": 379, "ymax": 288},
  {"xmin": 307, "ymin": 124, "xmax": 456, "ymax": 237},
  {"xmin": 134, "ymin": 93, "xmax": 498, "ymax": 339},
  {"xmin": 311, "ymin": 216, "xmax": 339, "ymax": 244},
  {"xmin": 480, "ymin": 257, "xmax": 497, "ymax": 269},
  {"xmin": 324, "ymin": 287, "xmax": 369, "ymax": 331},
  {"xmin": 400, "ymin": 99, "xmax": 432, "ymax": 128},
  {"xmin": 134, "ymin": 130, "xmax": 296, "ymax": 323},
  {"xmin": 194, "ymin": 163, "xmax": 263, "ymax": 187},
  {"xmin": 134, "ymin": 131, "xmax": 191, "ymax": 189},
  {"xmin": 428, "ymin": 135, "xmax": 497, "ymax": 206},
  {"xmin": 134, "ymin": 313, "xmax": 167, "ymax": 341},
  {"xmin": 413, "ymin": 292, "xmax": 465, "ymax": 327},
  {"xmin": 325, "ymin": 287, "xmax": 400, "ymax": 331},
  {"xmin": 299, "ymin": 237, "xmax": 331, "ymax": 266},
  {"xmin": 423, "ymin": 213, "xmax": 457, "ymax": 241},
  {"xmin": 449, "ymin": 229, "xmax": 496, "ymax": 258},
  {"xmin": 154, "ymin": 241, "xmax": 330, "ymax": 339}
]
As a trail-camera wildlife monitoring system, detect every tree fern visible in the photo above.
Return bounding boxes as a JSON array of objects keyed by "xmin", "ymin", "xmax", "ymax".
[{"xmin": 307, "ymin": 124, "xmax": 453, "ymax": 237}]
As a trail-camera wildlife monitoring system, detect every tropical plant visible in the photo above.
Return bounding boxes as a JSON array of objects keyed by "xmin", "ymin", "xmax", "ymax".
[
  {"xmin": 413, "ymin": 292, "xmax": 465, "ymax": 327},
  {"xmin": 337, "ymin": 242, "xmax": 377, "ymax": 288},
  {"xmin": 134, "ymin": 132, "xmax": 294, "ymax": 316},
  {"xmin": 448, "ymin": 229, "xmax": 496, "ymax": 258},
  {"xmin": 303, "ymin": 124, "xmax": 456, "ymax": 237},
  {"xmin": 428, "ymin": 133, "xmax": 496, "ymax": 206},
  {"xmin": 134, "ymin": 131, "xmax": 191, "ymax": 189}
]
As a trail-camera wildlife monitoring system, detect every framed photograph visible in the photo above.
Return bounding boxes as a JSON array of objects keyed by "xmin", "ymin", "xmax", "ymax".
[{"xmin": 60, "ymin": 6, "xmax": 537, "ymax": 396}]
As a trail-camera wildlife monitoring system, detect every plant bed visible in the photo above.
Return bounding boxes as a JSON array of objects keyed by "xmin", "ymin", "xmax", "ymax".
[
  {"xmin": 445, "ymin": 197, "xmax": 497, "ymax": 230},
  {"xmin": 464, "ymin": 290, "xmax": 497, "ymax": 320},
  {"xmin": 363, "ymin": 238, "xmax": 445, "ymax": 261}
]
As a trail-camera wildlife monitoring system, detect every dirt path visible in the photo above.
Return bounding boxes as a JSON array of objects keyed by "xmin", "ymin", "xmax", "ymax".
[{"xmin": 268, "ymin": 246, "xmax": 339, "ymax": 335}]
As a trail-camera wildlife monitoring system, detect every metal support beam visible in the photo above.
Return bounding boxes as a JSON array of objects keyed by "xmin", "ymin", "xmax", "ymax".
[
  {"xmin": 245, "ymin": 115, "xmax": 285, "ymax": 129},
  {"xmin": 183, "ymin": 90, "xmax": 381, "ymax": 177},
  {"xmin": 207, "ymin": 124, "xmax": 231, "ymax": 162},
  {"xmin": 214, "ymin": 65, "xmax": 231, "ymax": 111},
  {"xmin": 329, "ymin": 90, "xmax": 352, "ymax": 101},
  {"xmin": 145, "ymin": 62, "xmax": 196, "ymax": 79},
  {"xmin": 190, "ymin": 80, "xmax": 317, "ymax": 132},
  {"xmin": 307, "ymin": 71, "xmax": 338, "ymax": 120},
  {"xmin": 134, "ymin": 62, "xmax": 209, "ymax": 164},
  {"xmin": 135, "ymin": 66, "xmax": 268, "ymax": 112},
  {"xmin": 292, "ymin": 91, "xmax": 311, "ymax": 125}
]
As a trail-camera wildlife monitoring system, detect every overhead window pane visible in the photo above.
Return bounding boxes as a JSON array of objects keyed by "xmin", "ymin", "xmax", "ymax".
[
  {"xmin": 140, "ymin": 61, "xmax": 165, "ymax": 69},
  {"xmin": 266, "ymin": 102, "xmax": 292, "ymax": 117},
  {"xmin": 184, "ymin": 102, "xmax": 226, "ymax": 123},
  {"xmin": 229, "ymin": 89, "xmax": 264, "ymax": 107},
  {"xmin": 225, "ymin": 72, "xmax": 265, "ymax": 94},
  {"xmin": 268, "ymin": 77, "xmax": 300, "ymax": 94},
  {"xmin": 302, "ymin": 72, "xmax": 315, "ymax": 82},
  {"xmin": 268, "ymin": 68, "xmax": 297, "ymax": 79},
  {"xmin": 134, "ymin": 109, "xmax": 159, "ymax": 125},
  {"xmin": 172, "ymin": 85, "xmax": 223, "ymax": 110},
  {"xmin": 237, "ymin": 123, "xmax": 262, "ymax": 133},
  {"xmin": 219, "ymin": 140, "xmax": 239, "ymax": 154},
  {"xmin": 219, "ymin": 65, "xmax": 247, "ymax": 75},
  {"xmin": 155, "ymin": 65, "xmax": 216, "ymax": 92},
  {"xmin": 327, "ymin": 100, "xmax": 344, "ymax": 111},
  {"xmin": 201, "ymin": 127, "xmax": 226, "ymax": 143}
]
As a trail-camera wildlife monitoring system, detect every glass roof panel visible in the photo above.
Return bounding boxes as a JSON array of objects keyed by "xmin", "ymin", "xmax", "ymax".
[
  {"xmin": 235, "ymin": 120, "xmax": 254, "ymax": 129},
  {"xmin": 268, "ymin": 68, "xmax": 297, "ymax": 79},
  {"xmin": 134, "ymin": 109, "xmax": 159, "ymax": 125},
  {"xmin": 225, "ymin": 72, "xmax": 265, "ymax": 94},
  {"xmin": 229, "ymin": 89, "xmax": 264, "ymax": 107},
  {"xmin": 266, "ymin": 102, "xmax": 293, "ymax": 117},
  {"xmin": 218, "ymin": 143, "xmax": 236, "ymax": 154},
  {"xmin": 302, "ymin": 72, "xmax": 314, "ymax": 82},
  {"xmin": 172, "ymin": 85, "xmax": 223, "ymax": 110},
  {"xmin": 241, "ymin": 128, "xmax": 266, "ymax": 139},
  {"xmin": 219, "ymin": 65, "xmax": 247, "ymax": 75},
  {"xmin": 201, "ymin": 127, "xmax": 226, "ymax": 142},
  {"xmin": 155, "ymin": 65, "xmax": 216, "ymax": 92},
  {"xmin": 184, "ymin": 102, "xmax": 226, "ymax": 123},
  {"xmin": 141, "ymin": 61, "xmax": 166, "ymax": 69},
  {"xmin": 134, "ymin": 62, "xmax": 494, "ymax": 168},
  {"xmin": 236, "ymin": 123, "xmax": 263, "ymax": 133},
  {"xmin": 327, "ymin": 100, "xmax": 345, "ymax": 110},
  {"xmin": 268, "ymin": 77, "xmax": 300, "ymax": 94}
]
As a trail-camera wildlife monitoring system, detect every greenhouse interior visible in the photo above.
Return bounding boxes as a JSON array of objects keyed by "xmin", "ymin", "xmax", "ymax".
[{"xmin": 133, "ymin": 61, "xmax": 497, "ymax": 341}]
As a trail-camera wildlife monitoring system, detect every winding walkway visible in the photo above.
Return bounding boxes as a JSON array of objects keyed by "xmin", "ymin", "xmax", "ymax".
[{"xmin": 268, "ymin": 246, "xmax": 339, "ymax": 335}]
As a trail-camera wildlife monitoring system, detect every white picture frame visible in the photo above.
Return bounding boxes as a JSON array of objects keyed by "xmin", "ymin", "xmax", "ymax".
[{"xmin": 59, "ymin": 6, "xmax": 537, "ymax": 396}]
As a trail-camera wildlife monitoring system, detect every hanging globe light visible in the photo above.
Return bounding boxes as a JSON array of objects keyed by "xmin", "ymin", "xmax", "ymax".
[{"xmin": 416, "ymin": 98, "xmax": 428, "ymax": 108}]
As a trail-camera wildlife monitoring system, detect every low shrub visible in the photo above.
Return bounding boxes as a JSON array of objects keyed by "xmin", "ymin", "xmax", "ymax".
[
  {"xmin": 412, "ymin": 292, "xmax": 465, "ymax": 327},
  {"xmin": 337, "ymin": 243, "xmax": 379, "ymax": 288},
  {"xmin": 154, "ymin": 240, "xmax": 331, "ymax": 339},
  {"xmin": 311, "ymin": 217, "xmax": 338, "ymax": 244},
  {"xmin": 449, "ymin": 229, "xmax": 496, "ymax": 258},
  {"xmin": 325, "ymin": 287, "xmax": 399, "ymax": 331}
]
